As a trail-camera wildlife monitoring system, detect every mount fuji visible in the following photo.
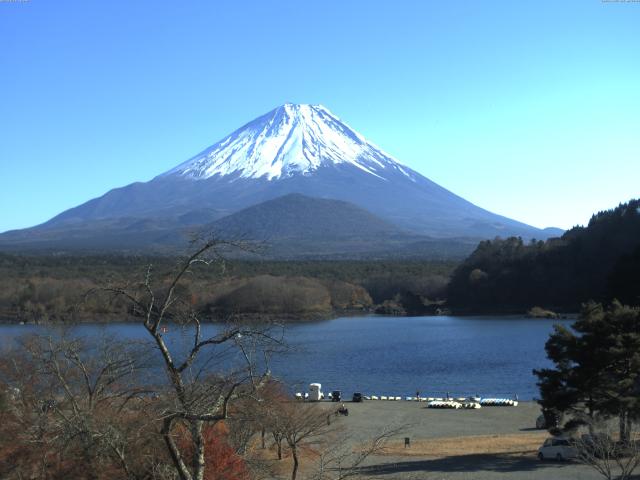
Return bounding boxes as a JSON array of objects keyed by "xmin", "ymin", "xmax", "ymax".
[
  {"xmin": 0, "ymin": 103, "xmax": 562, "ymax": 256},
  {"xmin": 163, "ymin": 103, "xmax": 417, "ymax": 182}
]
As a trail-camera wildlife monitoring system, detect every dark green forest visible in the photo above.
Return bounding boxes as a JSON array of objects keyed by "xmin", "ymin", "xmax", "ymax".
[
  {"xmin": 0, "ymin": 254, "xmax": 454, "ymax": 323},
  {"xmin": 3, "ymin": 199, "xmax": 639, "ymax": 323},
  {"xmin": 446, "ymin": 199, "xmax": 640, "ymax": 313}
]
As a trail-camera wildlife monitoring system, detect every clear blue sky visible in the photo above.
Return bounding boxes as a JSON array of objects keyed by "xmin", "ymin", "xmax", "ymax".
[{"xmin": 1, "ymin": 0, "xmax": 639, "ymax": 233}]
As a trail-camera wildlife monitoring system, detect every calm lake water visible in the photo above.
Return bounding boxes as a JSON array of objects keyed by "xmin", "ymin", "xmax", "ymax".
[{"xmin": 0, "ymin": 315, "xmax": 570, "ymax": 400}]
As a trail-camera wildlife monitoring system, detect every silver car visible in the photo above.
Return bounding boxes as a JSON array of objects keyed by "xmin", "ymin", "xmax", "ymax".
[{"xmin": 538, "ymin": 437, "xmax": 577, "ymax": 461}]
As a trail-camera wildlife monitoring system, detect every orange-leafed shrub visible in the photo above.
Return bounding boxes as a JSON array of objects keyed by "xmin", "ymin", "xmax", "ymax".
[{"xmin": 176, "ymin": 421, "xmax": 249, "ymax": 480}]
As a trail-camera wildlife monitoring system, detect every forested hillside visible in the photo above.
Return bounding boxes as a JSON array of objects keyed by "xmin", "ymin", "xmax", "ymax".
[
  {"xmin": 0, "ymin": 255, "xmax": 454, "ymax": 323},
  {"xmin": 447, "ymin": 199, "xmax": 640, "ymax": 312}
]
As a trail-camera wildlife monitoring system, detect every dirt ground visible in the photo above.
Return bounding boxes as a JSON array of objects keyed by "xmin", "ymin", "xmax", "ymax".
[{"xmin": 311, "ymin": 400, "xmax": 608, "ymax": 480}]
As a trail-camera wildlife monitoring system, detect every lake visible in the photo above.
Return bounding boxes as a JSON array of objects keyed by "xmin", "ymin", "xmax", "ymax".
[{"xmin": 0, "ymin": 315, "xmax": 570, "ymax": 400}]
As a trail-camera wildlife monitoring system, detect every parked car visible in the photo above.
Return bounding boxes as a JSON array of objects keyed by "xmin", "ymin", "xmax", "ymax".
[
  {"xmin": 538, "ymin": 437, "xmax": 577, "ymax": 461},
  {"xmin": 352, "ymin": 392, "xmax": 363, "ymax": 402},
  {"xmin": 331, "ymin": 390, "xmax": 341, "ymax": 402}
]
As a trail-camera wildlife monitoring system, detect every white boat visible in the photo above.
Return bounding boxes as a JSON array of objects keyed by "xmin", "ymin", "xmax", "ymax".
[
  {"xmin": 480, "ymin": 398, "xmax": 517, "ymax": 407},
  {"xmin": 428, "ymin": 400, "xmax": 462, "ymax": 409}
]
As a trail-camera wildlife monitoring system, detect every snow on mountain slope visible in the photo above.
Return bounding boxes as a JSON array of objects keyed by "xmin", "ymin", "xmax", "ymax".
[{"xmin": 162, "ymin": 103, "xmax": 417, "ymax": 181}]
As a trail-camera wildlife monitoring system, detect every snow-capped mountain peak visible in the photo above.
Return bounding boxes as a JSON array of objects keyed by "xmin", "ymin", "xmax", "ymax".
[{"xmin": 162, "ymin": 103, "xmax": 415, "ymax": 181}]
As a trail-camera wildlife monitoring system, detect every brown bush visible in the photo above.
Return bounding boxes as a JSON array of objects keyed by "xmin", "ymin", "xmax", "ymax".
[
  {"xmin": 321, "ymin": 279, "xmax": 373, "ymax": 310},
  {"xmin": 212, "ymin": 275, "xmax": 332, "ymax": 316}
]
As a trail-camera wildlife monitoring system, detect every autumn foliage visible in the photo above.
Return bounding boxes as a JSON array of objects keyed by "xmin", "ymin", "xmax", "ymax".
[{"xmin": 175, "ymin": 421, "xmax": 249, "ymax": 480}]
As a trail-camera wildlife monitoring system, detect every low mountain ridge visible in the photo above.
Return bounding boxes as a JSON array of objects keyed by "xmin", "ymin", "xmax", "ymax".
[
  {"xmin": 210, "ymin": 193, "xmax": 401, "ymax": 240},
  {"xmin": 205, "ymin": 193, "xmax": 478, "ymax": 259}
]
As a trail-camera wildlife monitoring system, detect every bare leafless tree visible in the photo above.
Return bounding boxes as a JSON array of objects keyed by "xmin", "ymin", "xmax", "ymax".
[
  {"xmin": 308, "ymin": 425, "xmax": 406, "ymax": 480},
  {"xmin": 275, "ymin": 402, "xmax": 332, "ymax": 480},
  {"xmin": 101, "ymin": 236, "xmax": 283, "ymax": 480},
  {"xmin": 575, "ymin": 420, "xmax": 640, "ymax": 480},
  {"xmin": 0, "ymin": 332, "xmax": 155, "ymax": 479},
  {"xmin": 247, "ymin": 378, "xmax": 405, "ymax": 480}
]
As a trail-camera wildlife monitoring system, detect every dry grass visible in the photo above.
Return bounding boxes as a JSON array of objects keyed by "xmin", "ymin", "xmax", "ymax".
[
  {"xmin": 245, "ymin": 438, "xmax": 329, "ymax": 478},
  {"xmin": 379, "ymin": 432, "xmax": 549, "ymax": 458}
]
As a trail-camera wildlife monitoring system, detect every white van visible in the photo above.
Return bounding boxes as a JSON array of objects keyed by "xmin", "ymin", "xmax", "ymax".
[{"xmin": 309, "ymin": 383, "xmax": 323, "ymax": 401}]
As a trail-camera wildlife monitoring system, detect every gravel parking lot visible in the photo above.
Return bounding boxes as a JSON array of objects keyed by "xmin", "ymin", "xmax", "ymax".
[{"xmin": 317, "ymin": 400, "xmax": 605, "ymax": 480}]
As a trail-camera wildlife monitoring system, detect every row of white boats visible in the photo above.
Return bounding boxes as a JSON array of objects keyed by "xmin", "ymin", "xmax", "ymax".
[
  {"xmin": 366, "ymin": 396, "xmax": 518, "ymax": 409},
  {"xmin": 294, "ymin": 390, "xmax": 519, "ymax": 409}
]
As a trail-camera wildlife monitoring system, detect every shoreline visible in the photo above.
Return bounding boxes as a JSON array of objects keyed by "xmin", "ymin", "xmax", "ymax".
[
  {"xmin": 0, "ymin": 308, "xmax": 579, "ymax": 325},
  {"xmin": 0, "ymin": 308, "xmax": 376, "ymax": 326}
]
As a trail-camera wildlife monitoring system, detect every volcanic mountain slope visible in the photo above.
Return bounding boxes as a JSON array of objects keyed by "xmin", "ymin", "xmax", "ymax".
[
  {"xmin": 0, "ymin": 103, "xmax": 562, "ymax": 254},
  {"xmin": 210, "ymin": 193, "xmax": 400, "ymax": 240},
  {"xmin": 204, "ymin": 194, "xmax": 480, "ymax": 259}
]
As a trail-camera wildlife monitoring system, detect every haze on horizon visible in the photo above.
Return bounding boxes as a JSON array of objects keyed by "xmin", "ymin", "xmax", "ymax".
[{"xmin": 0, "ymin": 0, "xmax": 638, "ymax": 234}]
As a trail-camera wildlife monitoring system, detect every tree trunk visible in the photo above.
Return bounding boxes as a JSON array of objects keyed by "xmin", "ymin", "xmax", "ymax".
[
  {"xmin": 261, "ymin": 428, "xmax": 266, "ymax": 449},
  {"xmin": 273, "ymin": 432, "xmax": 283, "ymax": 460},
  {"xmin": 291, "ymin": 445, "xmax": 299, "ymax": 480},
  {"xmin": 587, "ymin": 396, "xmax": 595, "ymax": 436},
  {"xmin": 192, "ymin": 420, "xmax": 206, "ymax": 480},
  {"xmin": 162, "ymin": 418, "xmax": 192, "ymax": 480},
  {"xmin": 618, "ymin": 410, "xmax": 630, "ymax": 444}
]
